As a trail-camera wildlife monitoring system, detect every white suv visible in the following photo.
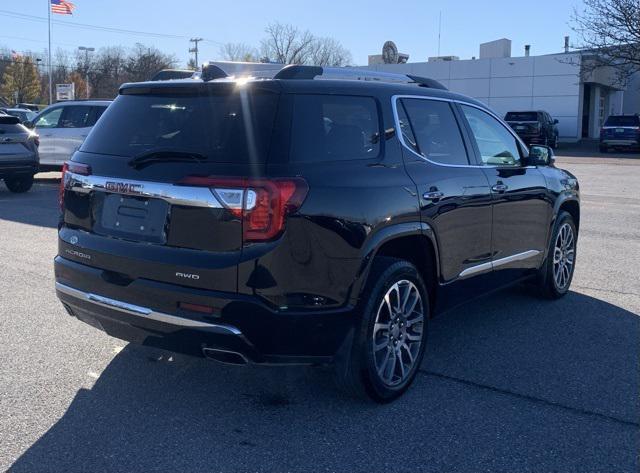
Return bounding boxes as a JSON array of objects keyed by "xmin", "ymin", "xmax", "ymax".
[{"xmin": 29, "ymin": 100, "xmax": 111, "ymax": 170}]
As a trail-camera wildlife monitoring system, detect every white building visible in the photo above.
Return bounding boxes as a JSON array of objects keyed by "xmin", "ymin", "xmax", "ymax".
[{"xmin": 362, "ymin": 39, "xmax": 640, "ymax": 141}]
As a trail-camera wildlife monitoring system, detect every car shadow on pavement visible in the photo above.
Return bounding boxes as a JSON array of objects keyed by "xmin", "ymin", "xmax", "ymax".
[
  {"xmin": 9, "ymin": 288, "xmax": 640, "ymax": 473},
  {"xmin": 0, "ymin": 182, "xmax": 59, "ymax": 229}
]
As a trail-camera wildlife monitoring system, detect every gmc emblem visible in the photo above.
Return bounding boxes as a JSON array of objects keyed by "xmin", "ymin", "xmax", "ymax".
[{"xmin": 105, "ymin": 181, "xmax": 142, "ymax": 195}]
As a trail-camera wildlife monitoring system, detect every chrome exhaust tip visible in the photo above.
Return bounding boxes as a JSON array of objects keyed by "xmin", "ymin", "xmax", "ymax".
[{"xmin": 202, "ymin": 347, "xmax": 249, "ymax": 365}]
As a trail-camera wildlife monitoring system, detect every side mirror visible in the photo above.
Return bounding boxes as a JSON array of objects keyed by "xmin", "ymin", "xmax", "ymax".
[
  {"xmin": 528, "ymin": 144, "xmax": 555, "ymax": 166},
  {"xmin": 553, "ymin": 119, "xmax": 559, "ymax": 124},
  {"xmin": 23, "ymin": 120, "xmax": 34, "ymax": 129}
]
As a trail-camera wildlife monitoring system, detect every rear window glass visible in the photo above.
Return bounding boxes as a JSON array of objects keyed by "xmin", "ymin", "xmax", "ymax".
[
  {"xmin": 81, "ymin": 88, "xmax": 279, "ymax": 162},
  {"xmin": 290, "ymin": 95, "xmax": 380, "ymax": 162},
  {"xmin": 504, "ymin": 112, "xmax": 538, "ymax": 122},
  {"xmin": 604, "ymin": 115, "xmax": 640, "ymax": 127},
  {"xmin": 0, "ymin": 116, "xmax": 27, "ymax": 133}
]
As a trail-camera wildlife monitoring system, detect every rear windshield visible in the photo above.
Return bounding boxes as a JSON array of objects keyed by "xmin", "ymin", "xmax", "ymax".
[
  {"xmin": 504, "ymin": 112, "xmax": 538, "ymax": 122},
  {"xmin": 604, "ymin": 115, "xmax": 640, "ymax": 127},
  {"xmin": 290, "ymin": 94, "xmax": 380, "ymax": 162},
  {"xmin": 81, "ymin": 88, "xmax": 279, "ymax": 162},
  {"xmin": 0, "ymin": 116, "xmax": 27, "ymax": 133}
]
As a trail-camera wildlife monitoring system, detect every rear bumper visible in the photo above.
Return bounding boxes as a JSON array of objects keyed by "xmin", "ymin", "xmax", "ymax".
[
  {"xmin": 600, "ymin": 138, "xmax": 640, "ymax": 148},
  {"xmin": 54, "ymin": 256, "xmax": 353, "ymax": 364},
  {"xmin": 0, "ymin": 161, "xmax": 38, "ymax": 178}
]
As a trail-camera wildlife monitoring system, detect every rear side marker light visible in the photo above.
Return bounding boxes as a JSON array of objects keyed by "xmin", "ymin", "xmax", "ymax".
[{"xmin": 178, "ymin": 176, "xmax": 309, "ymax": 243}]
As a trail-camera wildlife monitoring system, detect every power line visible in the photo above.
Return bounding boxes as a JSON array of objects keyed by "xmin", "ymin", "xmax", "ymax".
[{"xmin": 0, "ymin": 9, "xmax": 223, "ymax": 44}]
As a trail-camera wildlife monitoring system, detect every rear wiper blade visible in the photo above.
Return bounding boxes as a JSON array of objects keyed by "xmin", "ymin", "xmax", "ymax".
[{"xmin": 128, "ymin": 150, "xmax": 207, "ymax": 169}]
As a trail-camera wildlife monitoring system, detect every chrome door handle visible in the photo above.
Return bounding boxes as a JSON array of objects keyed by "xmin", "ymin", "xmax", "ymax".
[
  {"xmin": 423, "ymin": 190, "xmax": 444, "ymax": 201},
  {"xmin": 491, "ymin": 183, "xmax": 508, "ymax": 193}
]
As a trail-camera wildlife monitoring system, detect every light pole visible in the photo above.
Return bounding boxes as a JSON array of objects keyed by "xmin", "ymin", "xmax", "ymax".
[{"xmin": 78, "ymin": 46, "xmax": 95, "ymax": 99}]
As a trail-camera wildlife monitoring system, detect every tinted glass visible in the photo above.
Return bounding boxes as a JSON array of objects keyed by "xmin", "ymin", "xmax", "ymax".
[
  {"xmin": 396, "ymin": 101, "xmax": 419, "ymax": 154},
  {"xmin": 604, "ymin": 115, "xmax": 640, "ymax": 127},
  {"xmin": 81, "ymin": 90, "xmax": 278, "ymax": 162},
  {"xmin": 504, "ymin": 112, "xmax": 538, "ymax": 122},
  {"xmin": 86, "ymin": 106, "xmax": 108, "ymax": 127},
  {"xmin": 60, "ymin": 106, "xmax": 91, "ymax": 128},
  {"xmin": 400, "ymin": 99, "xmax": 468, "ymax": 165},
  {"xmin": 462, "ymin": 105, "xmax": 521, "ymax": 166},
  {"xmin": 290, "ymin": 95, "xmax": 380, "ymax": 162},
  {"xmin": 35, "ymin": 107, "xmax": 63, "ymax": 128}
]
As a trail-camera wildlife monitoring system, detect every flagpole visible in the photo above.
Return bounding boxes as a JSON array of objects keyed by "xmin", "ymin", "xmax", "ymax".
[{"xmin": 48, "ymin": 0, "xmax": 53, "ymax": 104}]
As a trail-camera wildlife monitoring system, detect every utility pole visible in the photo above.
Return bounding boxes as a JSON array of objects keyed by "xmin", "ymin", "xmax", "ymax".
[
  {"xmin": 189, "ymin": 38, "xmax": 203, "ymax": 70},
  {"xmin": 78, "ymin": 46, "xmax": 95, "ymax": 99}
]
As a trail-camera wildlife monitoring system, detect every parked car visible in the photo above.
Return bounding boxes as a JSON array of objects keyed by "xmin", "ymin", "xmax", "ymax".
[
  {"xmin": 1, "ymin": 108, "xmax": 37, "ymax": 124},
  {"xmin": 505, "ymin": 110, "xmax": 559, "ymax": 148},
  {"xmin": 28, "ymin": 100, "xmax": 111, "ymax": 170},
  {"xmin": 599, "ymin": 114, "xmax": 640, "ymax": 152},
  {"xmin": 55, "ymin": 65, "xmax": 580, "ymax": 402},
  {"xmin": 0, "ymin": 114, "xmax": 39, "ymax": 193}
]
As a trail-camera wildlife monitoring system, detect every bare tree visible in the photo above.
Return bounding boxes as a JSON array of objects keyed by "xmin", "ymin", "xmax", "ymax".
[
  {"xmin": 310, "ymin": 37, "xmax": 352, "ymax": 66},
  {"xmin": 572, "ymin": 0, "xmax": 640, "ymax": 84},
  {"xmin": 220, "ymin": 42, "xmax": 258, "ymax": 62},
  {"xmin": 260, "ymin": 22, "xmax": 316, "ymax": 64},
  {"xmin": 124, "ymin": 43, "xmax": 177, "ymax": 83}
]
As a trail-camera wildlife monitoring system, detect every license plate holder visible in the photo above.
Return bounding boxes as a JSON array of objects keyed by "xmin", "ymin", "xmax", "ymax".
[
  {"xmin": 616, "ymin": 128, "xmax": 625, "ymax": 133},
  {"xmin": 94, "ymin": 193, "xmax": 169, "ymax": 244}
]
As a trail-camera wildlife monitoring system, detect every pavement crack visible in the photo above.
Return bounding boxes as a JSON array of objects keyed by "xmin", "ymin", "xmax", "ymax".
[
  {"xmin": 573, "ymin": 285, "xmax": 639, "ymax": 297},
  {"xmin": 419, "ymin": 369, "xmax": 640, "ymax": 428}
]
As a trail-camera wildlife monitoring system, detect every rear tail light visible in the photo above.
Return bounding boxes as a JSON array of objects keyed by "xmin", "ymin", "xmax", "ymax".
[
  {"xmin": 59, "ymin": 161, "xmax": 91, "ymax": 210},
  {"xmin": 179, "ymin": 176, "xmax": 309, "ymax": 243}
]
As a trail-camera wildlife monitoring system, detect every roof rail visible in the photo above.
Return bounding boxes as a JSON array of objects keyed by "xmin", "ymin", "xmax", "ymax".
[{"xmin": 273, "ymin": 65, "xmax": 448, "ymax": 90}]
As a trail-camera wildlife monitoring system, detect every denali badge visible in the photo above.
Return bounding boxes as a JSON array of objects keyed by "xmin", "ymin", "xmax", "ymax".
[
  {"xmin": 105, "ymin": 181, "xmax": 143, "ymax": 195},
  {"xmin": 176, "ymin": 272, "xmax": 200, "ymax": 280}
]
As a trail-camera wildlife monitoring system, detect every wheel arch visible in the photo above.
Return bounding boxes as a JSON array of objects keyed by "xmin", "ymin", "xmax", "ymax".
[{"xmin": 349, "ymin": 222, "xmax": 440, "ymax": 313}]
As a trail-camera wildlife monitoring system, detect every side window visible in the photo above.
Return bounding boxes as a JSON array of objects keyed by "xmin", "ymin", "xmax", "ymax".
[
  {"xmin": 290, "ymin": 95, "xmax": 380, "ymax": 162},
  {"xmin": 34, "ymin": 107, "xmax": 63, "ymax": 128},
  {"xmin": 86, "ymin": 106, "xmax": 107, "ymax": 127},
  {"xmin": 400, "ymin": 99, "xmax": 469, "ymax": 165},
  {"xmin": 396, "ymin": 101, "xmax": 419, "ymax": 154},
  {"xmin": 461, "ymin": 105, "xmax": 522, "ymax": 166},
  {"xmin": 59, "ymin": 106, "xmax": 91, "ymax": 128}
]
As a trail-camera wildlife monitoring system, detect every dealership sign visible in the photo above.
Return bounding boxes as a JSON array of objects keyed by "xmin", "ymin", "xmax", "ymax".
[{"xmin": 56, "ymin": 83, "xmax": 75, "ymax": 101}]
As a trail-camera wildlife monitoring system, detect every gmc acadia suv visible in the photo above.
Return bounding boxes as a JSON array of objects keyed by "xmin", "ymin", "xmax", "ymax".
[{"xmin": 55, "ymin": 65, "xmax": 580, "ymax": 402}]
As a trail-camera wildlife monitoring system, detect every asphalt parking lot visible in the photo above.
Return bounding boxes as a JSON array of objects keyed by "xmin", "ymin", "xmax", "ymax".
[{"xmin": 0, "ymin": 151, "xmax": 638, "ymax": 472}]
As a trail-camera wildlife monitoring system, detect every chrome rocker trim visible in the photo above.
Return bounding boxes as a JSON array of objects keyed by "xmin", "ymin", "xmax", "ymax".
[{"xmin": 459, "ymin": 250, "xmax": 541, "ymax": 279}]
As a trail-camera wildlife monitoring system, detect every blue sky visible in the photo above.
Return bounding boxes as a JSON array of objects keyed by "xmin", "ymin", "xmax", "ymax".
[{"xmin": 2, "ymin": 0, "xmax": 582, "ymax": 66}]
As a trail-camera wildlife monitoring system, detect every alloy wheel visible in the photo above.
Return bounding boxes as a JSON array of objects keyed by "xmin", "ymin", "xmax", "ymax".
[
  {"xmin": 553, "ymin": 223, "xmax": 575, "ymax": 290},
  {"xmin": 372, "ymin": 280, "xmax": 425, "ymax": 387}
]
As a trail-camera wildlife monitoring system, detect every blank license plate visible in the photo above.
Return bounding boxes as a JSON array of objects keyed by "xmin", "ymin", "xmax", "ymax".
[{"xmin": 94, "ymin": 194, "xmax": 169, "ymax": 243}]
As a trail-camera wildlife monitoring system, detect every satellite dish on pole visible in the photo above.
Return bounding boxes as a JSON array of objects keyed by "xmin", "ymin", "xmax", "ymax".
[{"xmin": 382, "ymin": 41, "xmax": 399, "ymax": 64}]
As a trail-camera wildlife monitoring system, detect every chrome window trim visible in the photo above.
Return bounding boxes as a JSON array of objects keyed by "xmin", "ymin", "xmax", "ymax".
[
  {"xmin": 56, "ymin": 282, "xmax": 243, "ymax": 333},
  {"xmin": 391, "ymin": 94, "xmax": 532, "ymax": 169},
  {"xmin": 458, "ymin": 250, "xmax": 541, "ymax": 279},
  {"xmin": 65, "ymin": 172, "xmax": 223, "ymax": 209}
]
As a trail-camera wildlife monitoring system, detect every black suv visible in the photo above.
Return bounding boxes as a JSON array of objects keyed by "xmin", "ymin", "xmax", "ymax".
[
  {"xmin": 55, "ymin": 65, "xmax": 580, "ymax": 402},
  {"xmin": 505, "ymin": 111, "xmax": 559, "ymax": 149}
]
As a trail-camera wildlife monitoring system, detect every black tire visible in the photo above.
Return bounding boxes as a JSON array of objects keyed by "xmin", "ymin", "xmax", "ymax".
[
  {"xmin": 4, "ymin": 174, "xmax": 34, "ymax": 193},
  {"xmin": 334, "ymin": 257, "xmax": 430, "ymax": 403},
  {"xmin": 599, "ymin": 145, "xmax": 608, "ymax": 153},
  {"xmin": 536, "ymin": 211, "xmax": 577, "ymax": 299}
]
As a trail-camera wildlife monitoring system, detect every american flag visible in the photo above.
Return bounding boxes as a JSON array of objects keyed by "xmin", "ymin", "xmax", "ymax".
[{"xmin": 51, "ymin": 0, "xmax": 75, "ymax": 15}]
